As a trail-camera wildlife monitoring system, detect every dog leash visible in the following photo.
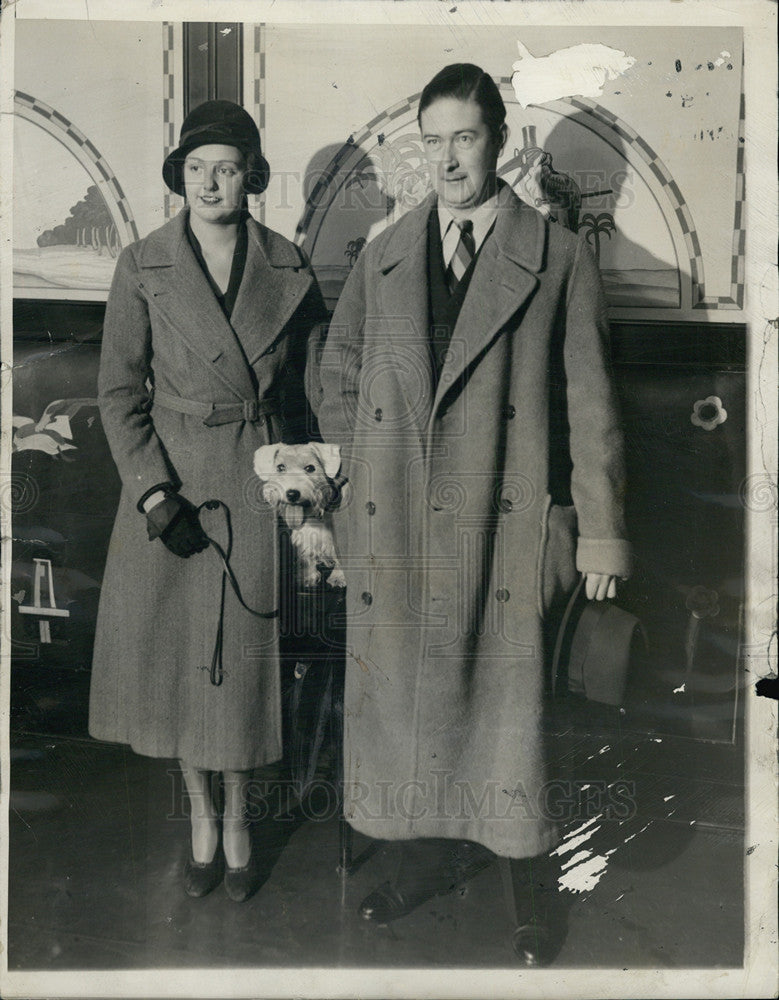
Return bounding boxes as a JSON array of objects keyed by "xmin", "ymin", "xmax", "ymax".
[{"xmin": 197, "ymin": 499, "xmax": 279, "ymax": 687}]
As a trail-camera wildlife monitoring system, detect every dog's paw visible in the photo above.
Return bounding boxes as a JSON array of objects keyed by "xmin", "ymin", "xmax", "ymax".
[
  {"xmin": 326, "ymin": 567, "xmax": 347, "ymax": 589},
  {"xmin": 300, "ymin": 564, "xmax": 323, "ymax": 589}
]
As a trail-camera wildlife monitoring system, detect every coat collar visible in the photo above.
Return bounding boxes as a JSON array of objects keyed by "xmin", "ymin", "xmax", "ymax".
[
  {"xmin": 135, "ymin": 209, "xmax": 312, "ymax": 400},
  {"xmin": 377, "ymin": 182, "xmax": 546, "ymax": 276},
  {"xmin": 138, "ymin": 208, "xmax": 304, "ymax": 269},
  {"xmin": 433, "ymin": 182, "xmax": 546, "ymax": 414},
  {"xmin": 375, "ymin": 183, "xmax": 548, "ymax": 429}
]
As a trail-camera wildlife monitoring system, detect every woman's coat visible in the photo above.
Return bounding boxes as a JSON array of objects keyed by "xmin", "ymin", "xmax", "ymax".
[
  {"xmin": 311, "ymin": 184, "xmax": 630, "ymax": 858},
  {"xmin": 90, "ymin": 209, "xmax": 326, "ymax": 771}
]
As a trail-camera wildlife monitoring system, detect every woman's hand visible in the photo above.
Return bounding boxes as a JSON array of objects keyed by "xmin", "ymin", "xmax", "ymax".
[
  {"xmin": 585, "ymin": 573, "xmax": 617, "ymax": 601},
  {"xmin": 146, "ymin": 494, "xmax": 209, "ymax": 558}
]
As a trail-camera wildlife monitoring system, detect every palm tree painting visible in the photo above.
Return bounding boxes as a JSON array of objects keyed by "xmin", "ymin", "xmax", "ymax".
[
  {"xmin": 580, "ymin": 212, "xmax": 617, "ymax": 262},
  {"xmin": 344, "ymin": 237, "xmax": 366, "ymax": 267}
]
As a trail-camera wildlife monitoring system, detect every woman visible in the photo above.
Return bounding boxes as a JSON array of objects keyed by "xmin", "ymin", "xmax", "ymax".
[{"xmin": 90, "ymin": 100, "xmax": 326, "ymax": 901}]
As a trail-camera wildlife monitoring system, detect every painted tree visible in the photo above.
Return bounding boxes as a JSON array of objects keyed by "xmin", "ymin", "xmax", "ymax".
[
  {"xmin": 344, "ymin": 237, "xmax": 366, "ymax": 267},
  {"xmin": 38, "ymin": 185, "xmax": 117, "ymax": 254},
  {"xmin": 580, "ymin": 212, "xmax": 616, "ymax": 261}
]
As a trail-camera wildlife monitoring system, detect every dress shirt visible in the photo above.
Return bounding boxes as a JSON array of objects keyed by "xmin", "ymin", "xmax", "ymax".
[{"xmin": 437, "ymin": 192, "xmax": 499, "ymax": 270}]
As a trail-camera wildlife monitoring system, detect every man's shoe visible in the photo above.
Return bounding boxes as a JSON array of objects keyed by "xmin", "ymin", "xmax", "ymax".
[
  {"xmin": 511, "ymin": 921, "xmax": 559, "ymax": 967},
  {"xmin": 444, "ymin": 840, "xmax": 495, "ymax": 889},
  {"xmin": 359, "ymin": 880, "xmax": 440, "ymax": 923}
]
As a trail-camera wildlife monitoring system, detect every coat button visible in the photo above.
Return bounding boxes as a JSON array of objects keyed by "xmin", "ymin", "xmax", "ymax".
[
  {"xmin": 503, "ymin": 404, "xmax": 516, "ymax": 419},
  {"xmin": 361, "ymin": 591, "xmax": 373, "ymax": 606},
  {"xmin": 366, "ymin": 501, "xmax": 376, "ymax": 515},
  {"xmin": 500, "ymin": 498, "xmax": 513, "ymax": 513},
  {"xmin": 374, "ymin": 408, "xmax": 383, "ymax": 421},
  {"xmin": 496, "ymin": 589, "xmax": 510, "ymax": 602}
]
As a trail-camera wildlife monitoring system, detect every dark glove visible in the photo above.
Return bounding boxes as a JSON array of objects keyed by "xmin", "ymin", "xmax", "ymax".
[{"xmin": 145, "ymin": 493, "xmax": 209, "ymax": 558}]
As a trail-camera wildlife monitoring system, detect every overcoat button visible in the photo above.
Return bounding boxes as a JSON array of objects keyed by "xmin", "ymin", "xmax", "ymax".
[
  {"xmin": 366, "ymin": 501, "xmax": 376, "ymax": 515},
  {"xmin": 361, "ymin": 591, "xmax": 373, "ymax": 605},
  {"xmin": 496, "ymin": 589, "xmax": 510, "ymax": 602},
  {"xmin": 503, "ymin": 404, "xmax": 516, "ymax": 419},
  {"xmin": 374, "ymin": 408, "xmax": 383, "ymax": 421},
  {"xmin": 500, "ymin": 498, "xmax": 513, "ymax": 513}
]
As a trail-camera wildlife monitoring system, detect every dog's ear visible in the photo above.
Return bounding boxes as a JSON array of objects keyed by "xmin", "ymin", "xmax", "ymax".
[
  {"xmin": 253, "ymin": 444, "xmax": 279, "ymax": 479},
  {"xmin": 311, "ymin": 442, "xmax": 341, "ymax": 479}
]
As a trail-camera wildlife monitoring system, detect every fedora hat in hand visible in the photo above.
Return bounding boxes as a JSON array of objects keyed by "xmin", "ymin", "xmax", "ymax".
[
  {"xmin": 162, "ymin": 100, "xmax": 270, "ymax": 196},
  {"xmin": 552, "ymin": 577, "xmax": 647, "ymax": 706}
]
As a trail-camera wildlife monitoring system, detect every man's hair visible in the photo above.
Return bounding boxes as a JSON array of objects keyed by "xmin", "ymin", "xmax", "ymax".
[{"xmin": 417, "ymin": 63, "xmax": 506, "ymax": 142}]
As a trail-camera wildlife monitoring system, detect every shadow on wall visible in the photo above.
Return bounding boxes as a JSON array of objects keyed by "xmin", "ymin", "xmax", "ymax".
[
  {"xmin": 295, "ymin": 141, "xmax": 392, "ymax": 312},
  {"xmin": 297, "ymin": 110, "xmax": 688, "ymax": 314}
]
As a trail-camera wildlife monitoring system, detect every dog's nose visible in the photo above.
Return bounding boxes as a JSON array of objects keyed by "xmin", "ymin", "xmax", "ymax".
[{"xmin": 285, "ymin": 489, "xmax": 301, "ymax": 503}]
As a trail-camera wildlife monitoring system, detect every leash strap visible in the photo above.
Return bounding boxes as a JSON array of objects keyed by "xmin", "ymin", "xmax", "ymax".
[{"xmin": 196, "ymin": 499, "xmax": 279, "ymax": 686}]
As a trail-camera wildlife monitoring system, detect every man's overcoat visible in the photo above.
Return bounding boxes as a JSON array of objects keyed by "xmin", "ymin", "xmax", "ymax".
[
  {"xmin": 312, "ymin": 185, "xmax": 630, "ymax": 858},
  {"xmin": 90, "ymin": 209, "xmax": 326, "ymax": 771}
]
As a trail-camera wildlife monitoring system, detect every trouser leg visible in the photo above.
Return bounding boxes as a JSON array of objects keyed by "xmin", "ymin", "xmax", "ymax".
[{"xmin": 500, "ymin": 851, "xmax": 566, "ymax": 966}]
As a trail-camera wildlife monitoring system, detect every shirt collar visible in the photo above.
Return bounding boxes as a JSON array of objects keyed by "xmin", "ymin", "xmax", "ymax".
[{"xmin": 437, "ymin": 191, "xmax": 500, "ymax": 252}]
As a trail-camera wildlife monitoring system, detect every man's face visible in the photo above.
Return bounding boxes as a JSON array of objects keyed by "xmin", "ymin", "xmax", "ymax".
[{"xmin": 420, "ymin": 96, "xmax": 505, "ymax": 216}]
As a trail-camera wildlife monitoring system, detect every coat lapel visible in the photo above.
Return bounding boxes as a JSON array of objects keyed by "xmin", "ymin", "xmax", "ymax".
[
  {"xmin": 136, "ymin": 211, "xmax": 312, "ymax": 401},
  {"xmin": 136, "ymin": 212, "xmax": 253, "ymax": 400},
  {"xmin": 230, "ymin": 219, "xmax": 313, "ymax": 366},
  {"xmin": 431, "ymin": 185, "xmax": 547, "ymax": 417},
  {"xmin": 375, "ymin": 195, "xmax": 436, "ymax": 435}
]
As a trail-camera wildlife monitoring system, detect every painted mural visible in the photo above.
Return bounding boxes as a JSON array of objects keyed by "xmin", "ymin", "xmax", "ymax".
[
  {"xmin": 12, "ymin": 97, "xmax": 139, "ymax": 298},
  {"xmin": 294, "ymin": 84, "xmax": 744, "ymax": 316}
]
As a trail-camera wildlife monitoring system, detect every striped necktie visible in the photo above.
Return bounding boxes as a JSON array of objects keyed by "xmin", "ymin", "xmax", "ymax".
[{"xmin": 447, "ymin": 218, "xmax": 475, "ymax": 293}]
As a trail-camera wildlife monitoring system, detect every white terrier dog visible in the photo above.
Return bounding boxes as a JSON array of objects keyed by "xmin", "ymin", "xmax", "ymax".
[{"xmin": 253, "ymin": 442, "xmax": 346, "ymax": 589}]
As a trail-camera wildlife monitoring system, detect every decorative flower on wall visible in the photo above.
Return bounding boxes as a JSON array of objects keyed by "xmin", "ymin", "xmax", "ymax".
[
  {"xmin": 685, "ymin": 585, "xmax": 720, "ymax": 620},
  {"xmin": 690, "ymin": 395, "xmax": 727, "ymax": 431}
]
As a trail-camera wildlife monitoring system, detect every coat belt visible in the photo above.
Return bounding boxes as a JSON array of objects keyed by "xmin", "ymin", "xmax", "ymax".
[{"xmin": 153, "ymin": 388, "xmax": 277, "ymax": 426}]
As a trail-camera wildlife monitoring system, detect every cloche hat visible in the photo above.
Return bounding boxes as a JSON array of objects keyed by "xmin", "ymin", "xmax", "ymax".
[{"xmin": 162, "ymin": 100, "xmax": 270, "ymax": 196}]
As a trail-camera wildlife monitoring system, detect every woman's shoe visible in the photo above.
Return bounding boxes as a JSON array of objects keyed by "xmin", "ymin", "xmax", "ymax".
[
  {"xmin": 224, "ymin": 848, "xmax": 261, "ymax": 902},
  {"xmin": 182, "ymin": 847, "xmax": 224, "ymax": 898}
]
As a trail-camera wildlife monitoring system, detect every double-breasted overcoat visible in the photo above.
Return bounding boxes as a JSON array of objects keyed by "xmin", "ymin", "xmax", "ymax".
[
  {"xmin": 90, "ymin": 209, "xmax": 326, "ymax": 771},
  {"xmin": 310, "ymin": 184, "xmax": 631, "ymax": 858}
]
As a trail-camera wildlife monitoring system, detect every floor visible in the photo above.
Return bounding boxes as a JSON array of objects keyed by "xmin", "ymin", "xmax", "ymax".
[{"xmin": 7, "ymin": 694, "xmax": 745, "ymax": 971}]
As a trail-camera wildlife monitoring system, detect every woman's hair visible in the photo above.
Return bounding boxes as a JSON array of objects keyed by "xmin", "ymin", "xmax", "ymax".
[
  {"xmin": 170, "ymin": 147, "xmax": 270, "ymax": 199},
  {"xmin": 240, "ymin": 150, "xmax": 270, "ymax": 195},
  {"xmin": 417, "ymin": 63, "xmax": 506, "ymax": 142}
]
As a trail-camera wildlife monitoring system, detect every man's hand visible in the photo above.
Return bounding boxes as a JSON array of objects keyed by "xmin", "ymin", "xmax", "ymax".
[{"xmin": 585, "ymin": 573, "xmax": 617, "ymax": 601}]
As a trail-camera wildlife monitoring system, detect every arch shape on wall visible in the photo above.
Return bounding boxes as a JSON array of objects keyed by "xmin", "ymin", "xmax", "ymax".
[
  {"xmin": 552, "ymin": 92, "xmax": 744, "ymax": 311},
  {"xmin": 14, "ymin": 91, "xmax": 139, "ymax": 246},
  {"xmin": 294, "ymin": 81, "xmax": 743, "ymax": 313}
]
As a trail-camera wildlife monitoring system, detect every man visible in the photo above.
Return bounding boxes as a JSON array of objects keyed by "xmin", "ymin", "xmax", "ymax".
[{"xmin": 309, "ymin": 64, "xmax": 630, "ymax": 964}]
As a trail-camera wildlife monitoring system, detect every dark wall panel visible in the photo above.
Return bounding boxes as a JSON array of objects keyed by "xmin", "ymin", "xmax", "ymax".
[{"xmin": 183, "ymin": 22, "xmax": 243, "ymax": 116}]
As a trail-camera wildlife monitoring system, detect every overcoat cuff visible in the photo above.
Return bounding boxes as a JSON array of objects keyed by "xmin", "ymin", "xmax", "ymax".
[{"xmin": 576, "ymin": 537, "xmax": 633, "ymax": 579}]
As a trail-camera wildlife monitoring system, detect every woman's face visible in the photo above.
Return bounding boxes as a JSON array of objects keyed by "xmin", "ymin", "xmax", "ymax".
[{"xmin": 183, "ymin": 144, "xmax": 247, "ymax": 225}]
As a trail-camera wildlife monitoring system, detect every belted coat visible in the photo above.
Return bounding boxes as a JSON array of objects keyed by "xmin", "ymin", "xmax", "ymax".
[
  {"xmin": 310, "ymin": 184, "xmax": 631, "ymax": 858},
  {"xmin": 89, "ymin": 209, "xmax": 326, "ymax": 770}
]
